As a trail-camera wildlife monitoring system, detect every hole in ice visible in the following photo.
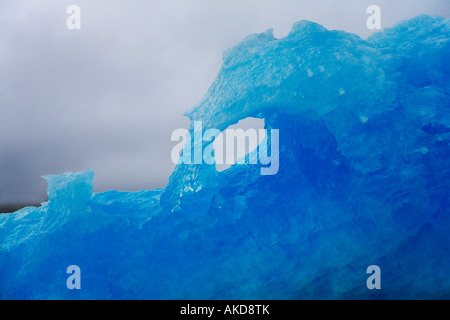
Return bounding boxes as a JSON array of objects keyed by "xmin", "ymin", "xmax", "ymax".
[{"xmin": 214, "ymin": 117, "xmax": 266, "ymax": 172}]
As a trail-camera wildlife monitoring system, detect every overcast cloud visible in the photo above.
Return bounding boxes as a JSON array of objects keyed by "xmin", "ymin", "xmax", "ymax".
[{"xmin": 1, "ymin": 0, "xmax": 449, "ymax": 204}]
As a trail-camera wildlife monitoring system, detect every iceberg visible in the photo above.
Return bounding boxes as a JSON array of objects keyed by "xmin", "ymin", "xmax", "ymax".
[{"xmin": 1, "ymin": 15, "xmax": 449, "ymax": 299}]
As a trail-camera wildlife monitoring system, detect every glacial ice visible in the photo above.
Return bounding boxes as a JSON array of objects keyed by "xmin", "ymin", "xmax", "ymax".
[{"xmin": 1, "ymin": 15, "xmax": 450, "ymax": 299}]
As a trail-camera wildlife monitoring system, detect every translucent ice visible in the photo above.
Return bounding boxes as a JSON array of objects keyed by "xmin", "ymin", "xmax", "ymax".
[{"xmin": 1, "ymin": 15, "xmax": 449, "ymax": 299}]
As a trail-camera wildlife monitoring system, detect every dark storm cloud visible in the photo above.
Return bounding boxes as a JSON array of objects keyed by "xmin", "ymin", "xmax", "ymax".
[{"xmin": 1, "ymin": 0, "xmax": 449, "ymax": 204}]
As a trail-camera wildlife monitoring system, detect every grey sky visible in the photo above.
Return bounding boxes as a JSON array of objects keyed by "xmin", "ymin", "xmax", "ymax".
[{"xmin": 1, "ymin": 0, "xmax": 449, "ymax": 204}]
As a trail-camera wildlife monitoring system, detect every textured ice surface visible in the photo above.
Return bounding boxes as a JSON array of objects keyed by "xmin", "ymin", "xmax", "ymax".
[{"xmin": 1, "ymin": 15, "xmax": 450, "ymax": 299}]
